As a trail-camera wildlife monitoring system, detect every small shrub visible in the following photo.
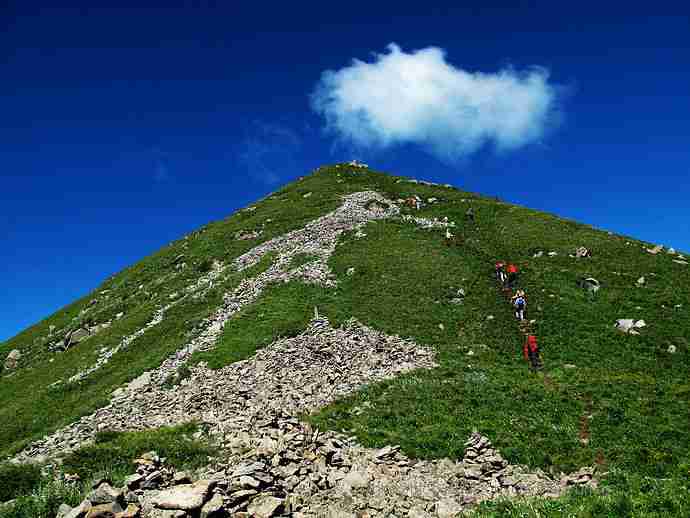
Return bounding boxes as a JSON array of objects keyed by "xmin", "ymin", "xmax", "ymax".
[
  {"xmin": 288, "ymin": 253, "xmax": 319, "ymax": 270},
  {"xmin": 60, "ymin": 423, "xmax": 215, "ymax": 485},
  {"xmin": 196, "ymin": 259, "xmax": 213, "ymax": 274},
  {"xmin": 0, "ymin": 480, "xmax": 81, "ymax": 518},
  {"xmin": 0, "ymin": 463, "xmax": 43, "ymax": 503},
  {"xmin": 163, "ymin": 364, "xmax": 193, "ymax": 389}
]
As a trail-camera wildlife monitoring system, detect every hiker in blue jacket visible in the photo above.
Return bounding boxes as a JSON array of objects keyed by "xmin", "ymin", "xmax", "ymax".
[{"xmin": 512, "ymin": 290, "xmax": 527, "ymax": 321}]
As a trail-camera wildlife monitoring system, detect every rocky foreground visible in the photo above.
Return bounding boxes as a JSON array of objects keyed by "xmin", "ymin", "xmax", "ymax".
[
  {"xmin": 53, "ymin": 422, "xmax": 595, "ymax": 518},
  {"xmin": 44, "ymin": 316, "xmax": 594, "ymax": 518}
]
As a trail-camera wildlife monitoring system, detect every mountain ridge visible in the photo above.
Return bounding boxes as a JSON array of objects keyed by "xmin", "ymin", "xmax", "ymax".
[{"xmin": 1, "ymin": 164, "xmax": 689, "ymax": 517}]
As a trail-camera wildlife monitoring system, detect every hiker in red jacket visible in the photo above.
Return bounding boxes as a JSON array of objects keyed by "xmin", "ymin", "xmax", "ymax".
[
  {"xmin": 523, "ymin": 334, "xmax": 542, "ymax": 371},
  {"xmin": 506, "ymin": 263, "xmax": 519, "ymax": 288}
]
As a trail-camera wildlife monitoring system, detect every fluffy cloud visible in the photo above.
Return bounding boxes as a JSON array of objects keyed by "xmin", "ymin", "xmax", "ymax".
[{"xmin": 311, "ymin": 44, "xmax": 559, "ymax": 162}]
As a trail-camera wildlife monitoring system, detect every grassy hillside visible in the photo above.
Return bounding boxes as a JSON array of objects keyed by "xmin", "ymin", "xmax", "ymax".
[{"xmin": 1, "ymin": 164, "xmax": 689, "ymax": 516}]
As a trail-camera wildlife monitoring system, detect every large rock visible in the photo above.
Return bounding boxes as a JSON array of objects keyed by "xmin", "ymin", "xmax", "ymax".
[
  {"xmin": 615, "ymin": 319, "xmax": 646, "ymax": 334},
  {"xmin": 115, "ymin": 504, "xmax": 140, "ymax": 518},
  {"xmin": 85, "ymin": 502, "xmax": 124, "ymax": 518},
  {"xmin": 246, "ymin": 495, "xmax": 284, "ymax": 518},
  {"xmin": 3, "ymin": 349, "xmax": 21, "ymax": 370},
  {"xmin": 62, "ymin": 500, "xmax": 92, "ymax": 518},
  {"xmin": 340, "ymin": 469, "xmax": 369, "ymax": 490},
  {"xmin": 124, "ymin": 473, "xmax": 144, "ymax": 490},
  {"xmin": 69, "ymin": 328, "xmax": 91, "ymax": 344},
  {"xmin": 150, "ymin": 480, "xmax": 215, "ymax": 511},
  {"xmin": 146, "ymin": 510, "xmax": 185, "ymax": 518},
  {"xmin": 88, "ymin": 483, "xmax": 124, "ymax": 506},
  {"xmin": 128, "ymin": 372, "xmax": 152, "ymax": 391},
  {"xmin": 434, "ymin": 498, "xmax": 463, "ymax": 518},
  {"xmin": 200, "ymin": 493, "xmax": 224, "ymax": 518}
]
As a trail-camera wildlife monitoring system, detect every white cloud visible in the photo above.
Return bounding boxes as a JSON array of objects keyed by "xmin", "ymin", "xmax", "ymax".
[{"xmin": 311, "ymin": 44, "xmax": 559, "ymax": 162}]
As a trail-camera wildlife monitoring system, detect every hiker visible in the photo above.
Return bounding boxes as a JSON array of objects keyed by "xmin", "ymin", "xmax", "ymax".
[
  {"xmin": 523, "ymin": 334, "xmax": 542, "ymax": 371},
  {"xmin": 574, "ymin": 246, "xmax": 592, "ymax": 258},
  {"xmin": 512, "ymin": 289, "xmax": 527, "ymax": 321},
  {"xmin": 465, "ymin": 207, "xmax": 475, "ymax": 222},
  {"xmin": 506, "ymin": 263, "xmax": 519, "ymax": 288},
  {"xmin": 577, "ymin": 277, "xmax": 600, "ymax": 301},
  {"xmin": 495, "ymin": 262, "xmax": 507, "ymax": 285},
  {"xmin": 444, "ymin": 228, "xmax": 454, "ymax": 246}
]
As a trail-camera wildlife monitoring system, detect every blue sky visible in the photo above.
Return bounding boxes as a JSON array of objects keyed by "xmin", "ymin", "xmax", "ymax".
[{"xmin": 2, "ymin": 3, "xmax": 689, "ymax": 341}]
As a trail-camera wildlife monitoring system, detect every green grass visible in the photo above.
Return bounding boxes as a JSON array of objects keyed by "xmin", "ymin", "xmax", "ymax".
[
  {"xmin": 288, "ymin": 252, "xmax": 320, "ymax": 270},
  {"xmin": 191, "ymin": 281, "xmax": 332, "ymax": 369},
  {"xmin": 60, "ymin": 422, "xmax": 216, "ymax": 485},
  {"xmin": 465, "ymin": 470, "xmax": 690, "ymax": 518},
  {"xmin": 0, "ymin": 480, "xmax": 81, "ymax": 518},
  {"xmin": 2, "ymin": 164, "xmax": 689, "ymax": 515},
  {"xmin": 0, "ymin": 464, "xmax": 43, "ymax": 503},
  {"xmin": 0, "ymin": 423, "xmax": 214, "ymax": 518}
]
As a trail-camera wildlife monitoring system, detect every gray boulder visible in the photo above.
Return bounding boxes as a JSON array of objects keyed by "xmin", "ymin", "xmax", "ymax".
[
  {"xmin": 200, "ymin": 493, "xmax": 224, "ymax": 518},
  {"xmin": 56, "ymin": 503, "xmax": 73, "ymax": 518},
  {"xmin": 128, "ymin": 372, "xmax": 152, "ymax": 391},
  {"xmin": 69, "ymin": 328, "xmax": 91, "ymax": 344},
  {"xmin": 85, "ymin": 502, "xmax": 124, "ymax": 518},
  {"xmin": 87, "ymin": 482, "xmax": 124, "ymax": 506},
  {"xmin": 615, "ymin": 319, "xmax": 646, "ymax": 334},
  {"xmin": 150, "ymin": 480, "xmax": 215, "ymax": 511},
  {"xmin": 246, "ymin": 495, "xmax": 284, "ymax": 517},
  {"xmin": 63, "ymin": 501, "xmax": 92, "ymax": 518},
  {"xmin": 3, "ymin": 349, "xmax": 21, "ymax": 370}
]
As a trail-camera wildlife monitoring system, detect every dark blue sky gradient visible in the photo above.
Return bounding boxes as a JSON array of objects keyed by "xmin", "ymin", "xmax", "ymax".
[{"xmin": 2, "ymin": 3, "xmax": 689, "ymax": 341}]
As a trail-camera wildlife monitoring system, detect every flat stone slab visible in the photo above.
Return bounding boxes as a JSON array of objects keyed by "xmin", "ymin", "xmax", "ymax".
[{"xmin": 150, "ymin": 480, "xmax": 214, "ymax": 511}]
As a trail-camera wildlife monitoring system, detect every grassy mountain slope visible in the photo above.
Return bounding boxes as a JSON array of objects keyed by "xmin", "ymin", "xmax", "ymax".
[{"xmin": 1, "ymin": 164, "xmax": 689, "ymax": 516}]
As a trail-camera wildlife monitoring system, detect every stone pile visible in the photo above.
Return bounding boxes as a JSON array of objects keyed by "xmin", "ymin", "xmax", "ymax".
[
  {"xmin": 49, "ymin": 323, "xmax": 111, "ymax": 353},
  {"xmin": 614, "ymin": 318, "xmax": 647, "ymax": 335},
  {"xmin": 17, "ymin": 316, "xmax": 436, "ymax": 461},
  {"xmin": 459, "ymin": 432, "xmax": 556, "ymax": 500},
  {"xmin": 347, "ymin": 160, "xmax": 368, "ymax": 168},
  {"xmin": 235, "ymin": 230, "xmax": 263, "ymax": 241},
  {"xmin": 3, "ymin": 349, "xmax": 21, "ymax": 371},
  {"xmin": 56, "ymin": 423, "xmax": 596, "ymax": 518},
  {"xmin": 400, "ymin": 215, "xmax": 456, "ymax": 231},
  {"xmin": 56, "ymin": 480, "xmax": 140, "ymax": 518},
  {"xmin": 570, "ymin": 247, "xmax": 591, "ymax": 258}
]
